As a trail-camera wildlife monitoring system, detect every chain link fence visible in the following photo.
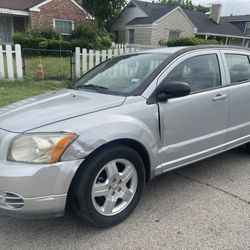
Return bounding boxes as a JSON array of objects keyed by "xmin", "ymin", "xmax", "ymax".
[{"xmin": 22, "ymin": 48, "xmax": 75, "ymax": 81}]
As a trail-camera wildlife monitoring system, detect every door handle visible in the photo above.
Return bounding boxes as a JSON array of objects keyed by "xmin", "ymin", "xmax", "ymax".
[{"xmin": 213, "ymin": 94, "xmax": 227, "ymax": 101}]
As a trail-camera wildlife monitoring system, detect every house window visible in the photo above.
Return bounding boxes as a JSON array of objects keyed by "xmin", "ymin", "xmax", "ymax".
[
  {"xmin": 168, "ymin": 30, "xmax": 180, "ymax": 40},
  {"xmin": 245, "ymin": 22, "xmax": 250, "ymax": 36},
  {"xmin": 54, "ymin": 19, "xmax": 74, "ymax": 36}
]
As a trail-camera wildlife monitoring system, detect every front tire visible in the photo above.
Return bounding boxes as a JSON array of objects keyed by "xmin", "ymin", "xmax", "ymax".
[
  {"xmin": 246, "ymin": 142, "xmax": 250, "ymax": 152},
  {"xmin": 71, "ymin": 144, "xmax": 145, "ymax": 227}
]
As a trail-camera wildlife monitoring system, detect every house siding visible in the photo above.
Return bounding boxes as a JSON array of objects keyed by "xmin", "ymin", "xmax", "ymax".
[
  {"xmin": 131, "ymin": 27, "xmax": 153, "ymax": 45},
  {"xmin": 111, "ymin": 3, "xmax": 147, "ymax": 44},
  {"xmin": 111, "ymin": 5, "xmax": 146, "ymax": 31},
  {"xmin": 30, "ymin": 0, "xmax": 88, "ymax": 30},
  {"xmin": 151, "ymin": 8, "xmax": 194, "ymax": 46}
]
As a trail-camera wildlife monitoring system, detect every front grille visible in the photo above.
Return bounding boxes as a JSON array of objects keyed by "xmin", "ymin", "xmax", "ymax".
[{"xmin": 0, "ymin": 192, "xmax": 24, "ymax": 209}]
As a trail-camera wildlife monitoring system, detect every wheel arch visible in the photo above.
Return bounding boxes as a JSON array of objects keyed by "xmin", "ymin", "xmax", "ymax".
[
  {"xmin": 66, "ymin": 138, "xmax": 151, "ymax": 213},
  {"xmin": 73, "ymin": 138, "xmax": 151, "ymax": 183}
]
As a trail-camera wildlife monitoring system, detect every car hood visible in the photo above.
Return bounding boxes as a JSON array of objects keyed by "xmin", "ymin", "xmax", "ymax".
[{"xmin": 0, "ymin": 89, "xmax": 126, "ymax": 133}]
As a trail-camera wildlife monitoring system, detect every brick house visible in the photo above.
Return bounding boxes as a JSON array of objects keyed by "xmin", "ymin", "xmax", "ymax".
[{"xmin": 0, "ymin": 0, "xmax": 92, "ymax": 44}]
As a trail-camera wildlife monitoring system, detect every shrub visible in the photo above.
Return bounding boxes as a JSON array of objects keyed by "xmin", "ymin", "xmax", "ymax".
[
  {"xmin": 13, "ymin": 33, "xmax": 71, "ymax": 50},
  {"xmin": 38, "ymin": 40, "xmax": 72, "ymax": 50},
  {"xmin": 71, "ymin": 23, "xmax": 113, "ymax": 49},
  {"xmin": 159, "ymin": 37, "xmax": 220, "ymax": 47},
  {"xmin": 13, "ymin": 24, "xmax": 113, "ymax": 51},
  {"xmin": 70, "ymin": 39, "xmax": 93, "ymax": 50},
  {"xmin": 12, "ymin": 33, "xmax": 46, "ymax": 49},
  {"xmin": 99, "ymin": 35, "xmax": 112, "ymax": 49},
  {"xmin": 29, "ymin": 27, "xmax": 60, "ymax": 40},
  {"xmin": 71, "ymin": 23, "xmax": 97, "ymax": 41}
]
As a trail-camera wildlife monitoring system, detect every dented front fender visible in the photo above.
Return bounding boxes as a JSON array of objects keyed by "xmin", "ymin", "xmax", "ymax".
[{"xmin": 30, "ymin": 97, "xmax": 160, "ymax": 178}]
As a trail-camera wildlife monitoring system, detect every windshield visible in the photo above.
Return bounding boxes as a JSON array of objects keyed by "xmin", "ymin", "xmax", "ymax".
[{"xmin": 70, "ymin": 53, "xmax": 171, "ymax": 95}]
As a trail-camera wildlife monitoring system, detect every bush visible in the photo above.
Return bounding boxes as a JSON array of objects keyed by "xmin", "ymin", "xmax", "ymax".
[
  {"xmin": 29, "ymin": 27, "xmax": 60, "ymax": 40},
  {"xmin": 159, "ymin": 37, "xmax": 220, "ymax": 47},
  {"xmin": 13, "ymin": 33, "xmax": 71, "ymax": 50},
  {"xmin": 12, "ymin": 33, "xmax": 46, "ymax": 49},
  {"xmin": 13, "ymin": 24, "xmax": 113, "ymax": 51},
  {"xmin": 71, "ymin": 23, "xmax": 113, "ymax": 49},
  {"xmin": 99, "ymin": 35, "xmax": 112, "ymax": 49},
  {"xmin": 71, "ymin": 39, "xmax": 93, "ymax": 50},
  {"xmin": 38, "ymin": 40, "xmax": 72, "ymax": 50},
  {"xmin": 71, "ymin": 24, "xmax": 100, "ymax": 49},
  {"xmin": 71, "ymin": 23, "xmax": 97, "ymax": 41}
]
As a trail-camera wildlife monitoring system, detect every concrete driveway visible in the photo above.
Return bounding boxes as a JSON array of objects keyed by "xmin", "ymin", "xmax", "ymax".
[{"xmin": 0, "ymin": 147, "xmax": 249, "ymax": 250}]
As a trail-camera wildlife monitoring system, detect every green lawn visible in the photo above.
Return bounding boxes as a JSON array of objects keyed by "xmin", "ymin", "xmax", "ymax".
[
  {"xmin": 24, "ymin": 56, "xmax": 72, "ymax": 80},
  {"xmin": 3, "ymin": 55, "xmax": 73, "ymax": 81},
  {"xmin": 0, "ymin": 80, "xmax": 68, "ymax": 108}
]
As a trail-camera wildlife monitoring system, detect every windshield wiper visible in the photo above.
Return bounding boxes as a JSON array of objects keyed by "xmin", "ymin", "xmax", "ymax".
[{"xmin": 75, "ymin": 84, "xmax": 110, "ymax": 93}]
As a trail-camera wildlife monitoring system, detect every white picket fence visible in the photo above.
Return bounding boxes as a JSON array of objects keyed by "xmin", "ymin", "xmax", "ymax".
[
  {"xmin": 0, "ymin": 44, "xmax": 23, "ymax": 80},
  {"xmin": 75, "ymin": 46, "xmax": 142, "ymax": 78}
]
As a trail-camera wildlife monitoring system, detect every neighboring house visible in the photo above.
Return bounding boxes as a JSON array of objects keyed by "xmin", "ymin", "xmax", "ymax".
[
  {"xmin": 221, "ymin": 15, "xmax": 250, "ymax": 37},
  {"xmin": 110, "ymin": 0, "xmax": 250, "ymax": 47},
  {"xmin": 0, "ymin": 0, "xmax": 92, "ymax": 44},
  {"xmin": 185, "ymin": 6, "xmax": 250, "ymax": 47},
  {"xmin": 110, "ymin": 0, "xmax": 196, "ymax": 46}
]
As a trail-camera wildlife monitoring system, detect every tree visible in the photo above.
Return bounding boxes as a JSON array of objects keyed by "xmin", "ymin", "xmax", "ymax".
[
  {"xmin": 161, "ymin": 0, "xmax": 193, "ymax": 9},
  {"xmin": 160, "ymin": 0, "xmax": 208, "ymax": 13},
  {"xmin": 83, "ymin": 0, "xmax": 127, "ymax": 28},
  {"xmin": 195, "ymin": 4, "xmax": 210, "ymax": 13}
]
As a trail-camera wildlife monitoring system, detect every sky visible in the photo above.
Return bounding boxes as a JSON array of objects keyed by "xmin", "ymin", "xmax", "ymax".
[
  {"xmin": 143, "ymin": 0, "xmax": 250, "ymax": 16},
  {"xmin": 192, "ymin": 0, "xmax": 250, "ymax": 16}
]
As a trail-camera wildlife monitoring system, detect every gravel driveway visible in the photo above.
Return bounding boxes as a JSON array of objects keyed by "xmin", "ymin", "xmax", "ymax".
[{"xmin": 0, "ymin": 147, "xmax": 249, "ymax": 250}]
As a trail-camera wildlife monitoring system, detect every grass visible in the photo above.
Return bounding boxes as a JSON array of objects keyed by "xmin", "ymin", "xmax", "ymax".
[
  {"xmin": 24, "ymin": 56, "xmax": 72, "ymax": 80},
  {"xmin": 0, "ymin": 79, "xmax": 68, "ymax": 108},
  {"xmin": 3, "ymin": 55, "xmax": 72, "ymax": 81}
]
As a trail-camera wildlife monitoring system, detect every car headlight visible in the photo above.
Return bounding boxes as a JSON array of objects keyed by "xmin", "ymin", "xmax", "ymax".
[{"xmin": 8, "ymin": 133, "xmax": 78, "ymax": 164}]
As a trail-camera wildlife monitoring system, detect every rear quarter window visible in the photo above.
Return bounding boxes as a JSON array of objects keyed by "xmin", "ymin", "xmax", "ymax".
[{"xmin": 225, "ymin": 54, "xmax": 250, "ymax": 84}]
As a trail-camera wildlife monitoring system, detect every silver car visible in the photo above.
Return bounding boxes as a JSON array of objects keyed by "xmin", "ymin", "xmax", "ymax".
[{"xmin": 1, "ymin": 45, "xmax": 250, "ymax": 227}]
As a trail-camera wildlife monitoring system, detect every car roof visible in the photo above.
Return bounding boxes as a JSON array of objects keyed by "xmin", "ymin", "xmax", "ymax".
[
  {"xmin": 146, "ymin": 47, "xmax": 187, "ymax": 53},
  {"xmin": 146, "ymin": 45, "xmax": 250, "ymax": 54}
]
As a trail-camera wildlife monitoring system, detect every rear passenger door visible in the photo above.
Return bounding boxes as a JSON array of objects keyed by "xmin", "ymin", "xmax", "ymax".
[{"xmin": 221, "ymin": 50, "xmax": 250, "ymax": 148}]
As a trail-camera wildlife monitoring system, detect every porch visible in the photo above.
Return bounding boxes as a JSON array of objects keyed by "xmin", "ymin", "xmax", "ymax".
[
  {"xmin": 0, "ymin": 14, "xmax": 29, "ymax": 44},
  {"xmin": 197, "ymin": 33, "xmax": 250, "ymax": 48}
]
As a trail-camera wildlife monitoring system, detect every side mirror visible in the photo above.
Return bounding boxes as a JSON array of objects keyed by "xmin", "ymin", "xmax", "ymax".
[{"xmin": 156, "ymin": 80, "xmax": 191, "ymax": 102}]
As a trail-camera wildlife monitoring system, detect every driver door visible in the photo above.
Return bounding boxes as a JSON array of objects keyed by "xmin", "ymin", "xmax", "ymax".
[{"xmin": 157, "ymin": 50, "xmax": 230, "ymax": 172}]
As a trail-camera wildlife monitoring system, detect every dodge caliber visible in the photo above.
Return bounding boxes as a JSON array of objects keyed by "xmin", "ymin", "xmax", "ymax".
[{"xmin": 1, "ymin": 45, "xmax": 250, "ymax": 227}]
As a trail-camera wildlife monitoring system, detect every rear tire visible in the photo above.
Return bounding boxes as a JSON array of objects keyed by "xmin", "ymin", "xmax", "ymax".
[{"xmin": 71, "ymin": 144, "xmax": 145, "ymax": 227}]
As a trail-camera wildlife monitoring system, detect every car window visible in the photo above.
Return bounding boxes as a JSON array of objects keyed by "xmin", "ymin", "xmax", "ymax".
[
  {"xmin": 165, "ymin": 54, "xmax": 221, "ymax": 93},
  {"xmin": 71, "ymin": 53, "xmax": 171, "ymax": 95},
  {"xmin": 225, "ymin": 54, "xmax": 250, "ymax": 83}
]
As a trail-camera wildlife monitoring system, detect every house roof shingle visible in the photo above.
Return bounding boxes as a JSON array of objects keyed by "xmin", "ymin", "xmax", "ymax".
[
  {"xmin": 126, "ymin": 0, "xmax": 246, "ymax": 37},
  {"xmin": 127, "ymin": 5, "xmax": 176, "ymax": 25},
  {"xmin": 133, "ymin": 0, "xmax": 172, "ymax": 16},
  {"xmin": 185, "ymin": 10, "xmax": 245, "ymax": 37},
  {"xmin": 221, "ymin": 15, "xmax": 250, "ymax": 23},
  {"xmin": 0, "ymin": 0, "xmax": 46, "ymax": 11}
]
